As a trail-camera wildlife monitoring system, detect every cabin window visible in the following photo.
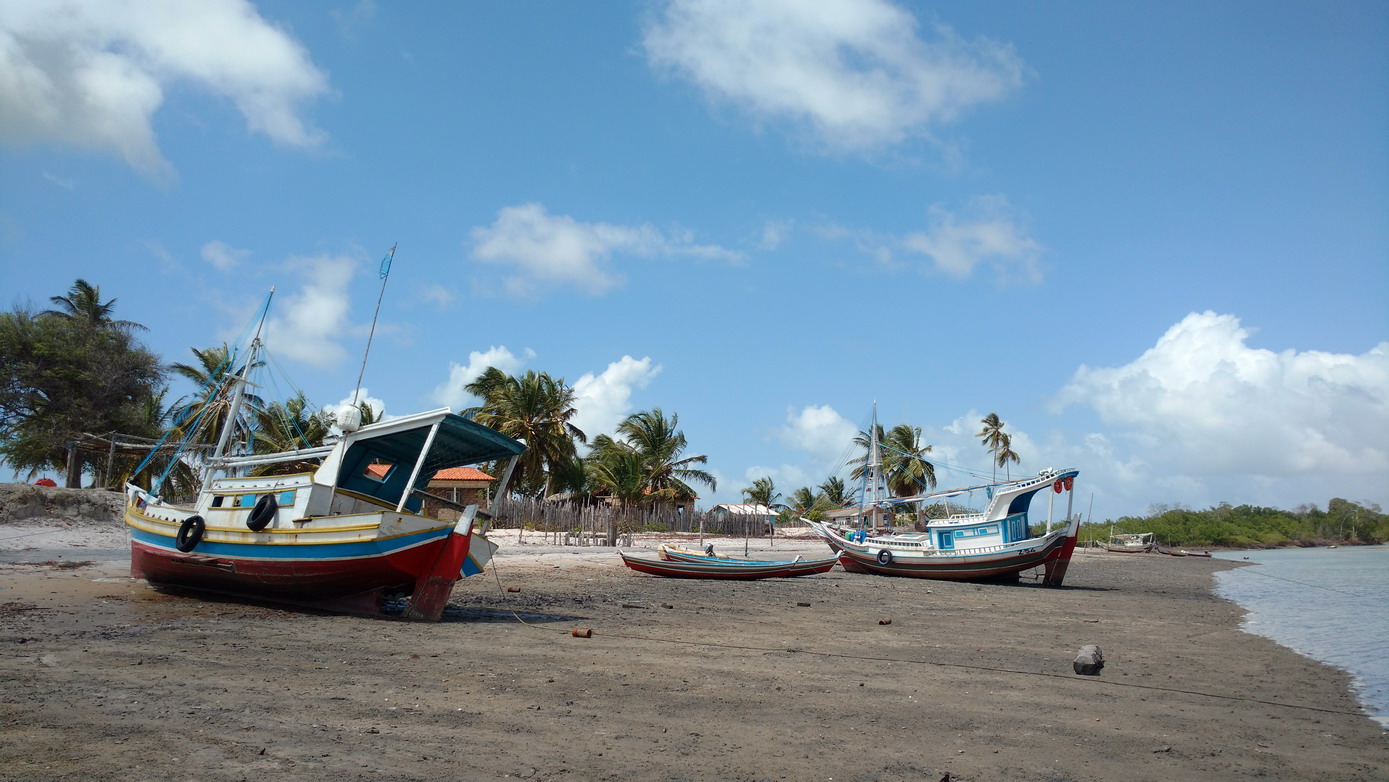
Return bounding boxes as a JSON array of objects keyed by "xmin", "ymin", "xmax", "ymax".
[
  {"xmin": 362, "ymin": 463, "xmax": 394, "ymax": 483},
  {"xmin": 939, "ymin": 531, "xmax": 954, "ymax": 550},
  {"xmin": 277, "ymin": 490, "xmax": 296, "ymax": 505},
  {"xmin": 211, "ymin": 496, "xmax": 225, "ymax": 508},
  {"xmin": 236, "ymin": 494, "xmax": 257, "ymax": 508}
]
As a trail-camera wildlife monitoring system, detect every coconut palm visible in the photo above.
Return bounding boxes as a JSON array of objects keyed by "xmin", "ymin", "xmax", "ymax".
[
  {"xmin": 43, "ymin": 279, "xmax": 147, "ymax": 331},
  {"xmin": 849, "ymin": 422, "xmax": 935, "ymax": 497},
  {"xmin": 613, "ymin": 408, "xmax": 716, "ymax": 502},
  {"xmin": 463, "ymin": 368, "xmax": 585, "ymax": 498},
  {"xmin": 881, "ymin": 423, "xmax": 936, "ymax": 496},
  {"xmin": 249, "ymin": 392, "xmax": 336, "ymax": 476},
  {"xmin": 742, "ymin": 476, "xmax": 780, "ymax": 509},
  {"xmin": 817, "ymin": 476, "xmax": 855, "ymax": 508},
  {"xmin": 977, "ymin": 412, "xmax": 1008, "ymax": 481},
  {"xmin": 994, "ymin": 432, "xmax": 1020, "ymax": 479},
  {"xmin": 168, "ymin": 344, "xmax": 264, "ymax": 450}
]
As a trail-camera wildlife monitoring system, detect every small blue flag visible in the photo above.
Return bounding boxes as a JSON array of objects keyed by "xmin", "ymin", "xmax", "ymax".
[{"xmin": 379, "ymin": 244, "xmax": 396, "ymax": 279}]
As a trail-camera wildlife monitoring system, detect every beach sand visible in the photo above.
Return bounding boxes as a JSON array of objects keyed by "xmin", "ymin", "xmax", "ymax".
[{"xmin": 2, "ymin": 515, "xmax": 1387, "ymax": 781}]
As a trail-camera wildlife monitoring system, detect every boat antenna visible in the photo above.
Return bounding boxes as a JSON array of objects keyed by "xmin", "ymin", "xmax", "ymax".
[{"xmin": 352, "ymin": 244, "xmax": 395, "ymax": 413}]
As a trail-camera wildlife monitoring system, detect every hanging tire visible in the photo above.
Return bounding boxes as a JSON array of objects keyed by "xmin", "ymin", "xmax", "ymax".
[
  {"xmin": 247, "ymin": 493, "xmax": 277, "ymax": 531},
  {"xmin": 876, "ymin": 548, "xmax": 893, "ymax": 566},
  {"xmin": 176, "ymin": 515, "xmax": 205, "ymax": 552}
]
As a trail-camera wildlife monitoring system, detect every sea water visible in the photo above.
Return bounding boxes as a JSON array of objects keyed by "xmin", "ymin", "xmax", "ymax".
[{"xmin": 1213, "ymin": 545, "xmax": 1389, "ymax": 729}]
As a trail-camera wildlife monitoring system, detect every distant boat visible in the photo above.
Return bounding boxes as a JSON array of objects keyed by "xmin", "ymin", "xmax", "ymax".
[
  {"xmin": 124, "ymin": 290, "xmax": 526, "ymax": 620},
  {"xmin": 617, "ymin": 548, "xmax": 837, "ymax": 579},
  {"xmin": 1180, "ymin": 550, "xmax": 1213, "ymax": 558},
  {"xmin": 657, "ymin": 543, "xmax": 838, "ymax": 577},
  {"xmin": 1107, "ymin": 531, "xmax": 1155, "ymax": 553},
  {"xmin": 804, "ymin": 407, "xmax": 1082, "ymax": 585}
]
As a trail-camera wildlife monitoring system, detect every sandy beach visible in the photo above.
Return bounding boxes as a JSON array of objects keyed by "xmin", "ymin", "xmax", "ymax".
[{"xmin": 2, "ymin": 510, "xmax": 1387, "ymax": 781}]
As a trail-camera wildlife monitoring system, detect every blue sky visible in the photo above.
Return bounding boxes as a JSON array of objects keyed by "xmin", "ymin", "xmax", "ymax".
[{"xmin": 2, "ymin": 0, "xmax": 1386, "ymax": 521}]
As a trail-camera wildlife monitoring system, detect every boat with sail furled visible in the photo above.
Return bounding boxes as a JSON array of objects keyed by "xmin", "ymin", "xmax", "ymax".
[
  {"xmin": 805, "ymin": 406, "xmax": 1082, "ymax": 585},
  {"xmin": 124, "ymin": 281, "xmax": 526, "ymax": 619}
]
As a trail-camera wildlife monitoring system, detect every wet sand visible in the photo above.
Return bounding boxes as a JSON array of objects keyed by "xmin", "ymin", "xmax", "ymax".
[{"xmin": 2, "ymin": 523, "xmax": 1386, "ymax": 781}]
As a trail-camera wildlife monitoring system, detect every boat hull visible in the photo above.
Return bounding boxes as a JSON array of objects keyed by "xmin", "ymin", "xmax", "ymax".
[
  {"xmin": 828, "ymin": 525, "xmax": 1077, "ymax": 585},
  {"xmin": 127, "ymin": 504, "xmax": 474, "ymax": 617},
  {"xmin": 618, "ymin": 550, "xmax": 835, "ymax": 579},
  {"xmin": 656, "ymin": 545, "xmax": 838, "ymax": 577}
]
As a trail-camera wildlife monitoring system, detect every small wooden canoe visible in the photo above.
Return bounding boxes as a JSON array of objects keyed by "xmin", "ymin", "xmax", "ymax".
[{"xmin": 618, "ymin": 548, "xmax": 837, "ymax": 579}]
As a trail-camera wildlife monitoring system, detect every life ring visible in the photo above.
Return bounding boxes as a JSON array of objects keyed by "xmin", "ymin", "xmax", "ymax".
[
  {"xmin": 1053, "ymin": 480, "xmax": 1063, "ymax": 494},
  {"xmin": 247, "ymin": 493, "xmax": 277, "ymax": 531},
  {"xmin": 1063, "ymin": 476, "xmax": 1074, "ymax": 491},
  {"xmin": 175, "ymin": 515, "xmax": 205, "ymax": 552},
  {"xmin": 876, "ymin": 548, "xmax": 893, "ymax": 566}
]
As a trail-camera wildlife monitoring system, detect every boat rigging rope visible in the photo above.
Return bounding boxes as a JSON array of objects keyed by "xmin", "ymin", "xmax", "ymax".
[{"xmin": 478, "ymin": 554, "xmax": 1369, "ymax": 720}]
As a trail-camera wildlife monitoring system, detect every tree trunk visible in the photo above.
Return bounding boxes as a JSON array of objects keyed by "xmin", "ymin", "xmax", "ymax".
[{"xmin": 64, "ymin": 442, "xmax": 83, "ymax": 488}]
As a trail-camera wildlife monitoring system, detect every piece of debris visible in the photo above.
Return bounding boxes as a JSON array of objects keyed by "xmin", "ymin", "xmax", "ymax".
[
  {"xmin": 1073, "ymin": 644, "xmax": 1104, "ymax": 675},
  {"xmin": 878, "ymin": 617, "xmax": 892, "ymax": 625},
  {"xmin": 570, "ymin": 628, "xmax": 592, "ymax": 638}
]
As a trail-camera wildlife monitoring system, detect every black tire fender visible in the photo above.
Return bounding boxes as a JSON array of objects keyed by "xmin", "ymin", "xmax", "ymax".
[
  {"xmin": 247, "ymin": 493, "xmax": 277, "ymax": 531},
  {"xmin": 176, "ymin": 515, "xmax": 206, "ymax": 552},
  {"xmin": 876, "ymin": 548, "xmax": 893, "ymax": 566}
]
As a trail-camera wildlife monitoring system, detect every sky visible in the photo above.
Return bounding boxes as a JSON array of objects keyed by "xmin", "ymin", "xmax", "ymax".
[{"xmin": 2, "ymin": 0, "xmax": 1386, "ymax": 522}]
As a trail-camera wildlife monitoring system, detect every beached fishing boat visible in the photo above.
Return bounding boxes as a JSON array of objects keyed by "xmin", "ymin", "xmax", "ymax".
[
  {"xmin": 656, "ymin": 543, "xmax": 838, "ymax": 577},
  {"xmin": 804, "ymin": 409, "xmax": 1082, "ymax": 584},
  {"xmin": 618, "ymin": 548, "xmax": 837, "ymax": 579},
  {"xmin": 1107, "ymin": 531, "xmax": 1155, "ymax": 553},
  {"xmin": 123, "ymin": 289, "xmax": 526, "ymax": 620}
]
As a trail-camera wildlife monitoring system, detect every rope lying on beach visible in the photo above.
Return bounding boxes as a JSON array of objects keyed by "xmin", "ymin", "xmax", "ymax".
[
  {"xmin": 0, "ymin": 528, "xmax": 75, "ymax": 543},
  {"xmin": 482, "ymin": 559, "xmax": 1369, "ymax": 720}
]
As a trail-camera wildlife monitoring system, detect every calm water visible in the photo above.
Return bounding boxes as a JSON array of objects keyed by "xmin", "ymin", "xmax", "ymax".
[{"xmin": 1213, "ymin": 545, "xmax": 1389, "ymax": 728}]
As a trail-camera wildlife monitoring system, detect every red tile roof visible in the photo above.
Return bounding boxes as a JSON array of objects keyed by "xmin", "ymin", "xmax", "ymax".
[{"xmin": 431, "ymin": 466, "xmax": 494, "ymax": 482}]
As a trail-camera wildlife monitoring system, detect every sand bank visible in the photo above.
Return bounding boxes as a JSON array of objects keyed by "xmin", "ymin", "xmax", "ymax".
[{"xmin": 2, "ymin": 521, "xmax": 1386, "ymax": 781}]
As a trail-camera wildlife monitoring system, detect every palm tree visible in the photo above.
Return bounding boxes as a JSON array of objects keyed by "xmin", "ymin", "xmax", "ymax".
[
  {"xmin": 585, "ymin": 442, "xmax": 650, "ymax": 544},
  {"xmin": 168, "ymin": 344, "xmax": 264, "ymax": 450},
  {"xmin": 742, "ymin": 476, "xmax": 780, "ymax": 509},
  {"xmin": 464, "ymin": 368, "xmax": 585, "ymax": 498},
  {"xmin": 994, "ymin": 432, "xmax": 1020, "ymax": 479},
  {"xmin": 43, "ymin": 279, "xmax": 146, "ymax": 331},
  {"xmin": 817, "ymin": 476, "xmax": 855, "ymax": 509},
  {"xmin": 787, "ymin": 486, "xmax": 831, "ymax": 521},
  {"xmin": 849, "ymin": 422, "xmax": 935, "ymax": 497},
  {"xmin": 977, "ymin": 412, "xmax": 1008, "ymax": 481},
  {"xmin": 881, "ymin": 423, "xmax": 936, "ymax": 497},
  {"xmin": 250, "ymin": 392, "xmax": 335, "ymax": 476},
  {"xmin": 613, "ymin": 408, "xmax": 716, "ymax": 504}
]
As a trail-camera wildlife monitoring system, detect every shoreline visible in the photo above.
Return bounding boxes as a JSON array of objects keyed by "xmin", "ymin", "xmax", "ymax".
[{"xmin": 2, "ymin": 521, "xmax": 1387, "ymax": 780}]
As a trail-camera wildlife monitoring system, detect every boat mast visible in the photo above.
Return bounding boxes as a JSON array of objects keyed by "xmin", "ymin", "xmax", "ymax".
[
  {"xmin": 352, "ymin": 244, "xmax": 396, "ymax": 414},
  {"xmin": 868, "ymin": 403, "xmax": 882, "ymax": 531},
  {"xmin": 205, "ymin": 289, "xmax": 273, "ymax": 483}
]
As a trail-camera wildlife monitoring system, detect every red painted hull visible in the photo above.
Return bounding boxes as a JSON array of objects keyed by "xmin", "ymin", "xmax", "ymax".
[{"xmin": 130, "ymin": 537, "xmax": 453, "ymax": 612}]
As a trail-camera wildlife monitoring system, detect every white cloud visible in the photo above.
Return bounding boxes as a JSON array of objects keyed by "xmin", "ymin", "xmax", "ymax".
[
  {"xmin": 201, "ymin": 239, "xmax": 249, "ymax": 271},
  {"xmin": 470, "ymin": 202, "xmax": 740, "ymax": 298},
  {"xmin": 758, "ymin": 219, "xmax": 791, "ymax": 250},
  {"xmin": 901, "ymin": 195, "xmax": 1041, "ymax": 281},
  {"xmin": 642, "ymin": 0, "xmax": 1025, "ymax": 151},
  {"xmin": 420, "ymin": 283, "xmax": 454, "ymax": 308},
  {"xmin": 1055, "ymin": 312, "xmax": 1389, "ymax": 480},
  {"xmin": 0, "ymin": 0, "xmax": 329, "ymax": 180},
  {"xmin": 741, "ymin": 464, "xmax": 813, "ymax": 498},
  {"xmin": 572, "ymin": 356, "xmax": 663, "ymax": 440},
  {"xmin": 429, "ymin": 345, "xmax": 534, "ymax": 412},
  {"xmin": 263, "ymin": 253, "xmax": 358, "ymax": 369},
  {"xmin": 775, "ymin": 404, "xmax": 859, "ymax": 467}
]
